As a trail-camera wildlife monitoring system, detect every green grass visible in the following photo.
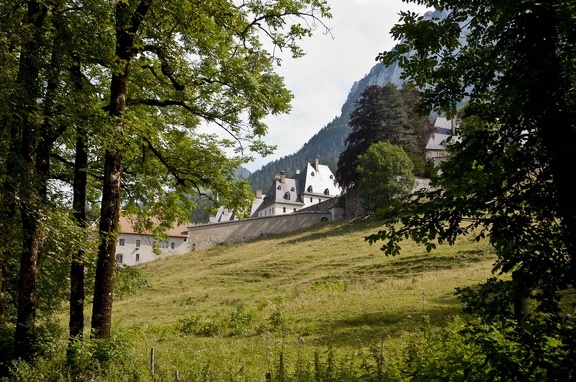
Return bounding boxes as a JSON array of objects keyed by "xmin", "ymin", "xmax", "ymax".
[{"xmin": 97, "ymin": 217, "xmax": 496, "ymax": 379}]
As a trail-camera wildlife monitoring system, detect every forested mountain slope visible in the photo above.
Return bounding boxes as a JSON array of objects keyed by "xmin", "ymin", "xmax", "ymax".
[{"xmin": 248, "ymin": 60, "xmax": 404, "ymax": 191}]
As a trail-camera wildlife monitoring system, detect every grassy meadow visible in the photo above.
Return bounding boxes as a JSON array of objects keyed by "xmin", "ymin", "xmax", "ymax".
[{"xmin": 98, "ymin": 217, "xmax": 497, "ymax": 380}]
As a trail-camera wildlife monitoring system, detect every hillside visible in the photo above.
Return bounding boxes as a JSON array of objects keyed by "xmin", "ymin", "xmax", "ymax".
[{"xmin": 110, "ymin": 217, "xmax": 496, "ymax": 380}]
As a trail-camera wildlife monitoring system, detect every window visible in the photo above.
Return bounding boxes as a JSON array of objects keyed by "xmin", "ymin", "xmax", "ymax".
[
  {"xmin": 171, "ymin": 242, "xmax": 175, "ymax": 249},
  {"xmin": 324, "ymin": 188, "xmax": 330, "ymax": 195},
  {"xmin": 293, "ymin": 208, "xmax": 297, "ymax": 212},
  {"xmin": 319, "ymin": 198, "xmax": 322, "ymax": 203},
  {"xmin": 160, "ymin": 241, "xmax": 169, "ymax": 249},
  {"xmin": 307, "ymin": 185, "xmax": 313, "ymax": 192},
  {"xmin": 116, "ymin": 254, "xmax": 123, "ymax": 264},
  {"xmin": 284, "ymin": 191, "xmax": 291, "ymax": 200},
  {"xmin": 118, "ymin": 238, "xmax": 125, "ymax": 246},
  {"xmin": 310, "ymin": 197, "xmax": 313, "ymax": 203},
  {"xmin": 135, "ymin": 253, "xmax": 140, "ymax": 262},
  {"xmin": 283, "ymin": 207, "xmax": 286, "ymax": 213},
  {"xmin": 136, "ymin": 239, "xmax": 141, "ymax": 247}
]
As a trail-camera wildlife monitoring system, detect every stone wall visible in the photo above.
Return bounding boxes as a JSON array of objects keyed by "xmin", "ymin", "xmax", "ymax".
[
  {"xmin": 188, "ymin": 212, "xmax": 333, "ymax": 250},
  {"xmin": 343, "ymin": 187, "xmax": 366, "ymax": 218}
]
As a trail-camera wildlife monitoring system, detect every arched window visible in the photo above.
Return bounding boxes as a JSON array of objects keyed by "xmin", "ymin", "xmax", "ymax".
[
  {"xmin": 307, "ymin": 185, "xmax": 313, "ymax": 192},
  {"xmin": 324, "ymin": 188, "xmax": 330, "ymax": 195},
  {"xmin": 284, "ymin": 192, "xmax": 291, "ymax": 200}
]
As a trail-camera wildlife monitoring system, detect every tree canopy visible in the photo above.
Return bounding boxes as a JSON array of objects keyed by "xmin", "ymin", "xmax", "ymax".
[
  {"xmin": 365, "ymin": 2, "xmax": 576, "ymax": 377},
  {"xmin": 0, "ymin": 0, "xmax": 332, "ymax": 366},
  {"xmin": 356, "ymin": 142, "xmax": 415, "ymax": 214},
  {"xmin": 371, "ymin": 0, "xmax": 576, "ymax": 320},
  {"xmin": 335, "ymin": 83, "xmax": 431, "ymax": 190}
]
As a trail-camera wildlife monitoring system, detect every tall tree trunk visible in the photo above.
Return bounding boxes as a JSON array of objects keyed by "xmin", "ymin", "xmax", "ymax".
[
  {"xmin": 91, "ymin": 136, "xmax": 123, "ymax": 339},
  {"xmin": 69, "ymin": 126, "xmax": 88, "ymax": 342},
  {"xmin": 519, "ymin": 1, "xmax": 576, "ymax": 287},
  {"xmin": 12, "ymin": 1, "xmax": 48, "ymax": 361},
  {"xmin": 90, "ymin": 0, "xmax": 153, "ymax": 339}
]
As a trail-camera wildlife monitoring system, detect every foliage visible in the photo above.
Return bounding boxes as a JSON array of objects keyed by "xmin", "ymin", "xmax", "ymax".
[
  {"xmin": 0, "ymin": 0, "xmax": 334, "ymax": 360},
  {"xmin": 113, "ymin": 265, "xmax": 151, "ymax": 300},
  {"xmin": 399, "ymin": 314, "xmax": 576, "ymax": 381},
  {"xmin": 335, "ymin": 84, "xmax": 431, "ymax": 190},
  {"xmin": 370, "ymin": 0, "xmax": 576, "ymax": 313},
  {"xmin": 356, "ymin": 142, "xmax": 415, "ymax": 214},
  {"xmin": 3, "ymin": 332, "xmax": 139, "ymax": 382}
]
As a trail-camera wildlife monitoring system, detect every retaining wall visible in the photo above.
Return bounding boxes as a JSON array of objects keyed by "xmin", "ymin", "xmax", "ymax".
[{"xmin": 188, "ymin": 212, "xmax": 333, "ymax": 250}]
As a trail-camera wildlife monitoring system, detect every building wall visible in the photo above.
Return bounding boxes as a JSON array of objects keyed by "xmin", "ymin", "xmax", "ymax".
[
  {"xmin": 116, "ymin": 233, "xmax": 191, "ymax": 266},
  {"xmin": 301, "ymin": 194, "xmax": 330, "ymax": 208}
]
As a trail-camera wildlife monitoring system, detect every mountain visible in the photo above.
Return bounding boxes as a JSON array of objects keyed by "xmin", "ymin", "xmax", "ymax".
[
  {"xmin": 248, "ymin": 60, "xmax": 405, "ymax": 191},
  {"xmin": 235, "ymin": 166, "xmax": 251, "ymax": 180},
  {"xmin": 248, "ymin": 9, "xmax": 450, "ymax": 192}
]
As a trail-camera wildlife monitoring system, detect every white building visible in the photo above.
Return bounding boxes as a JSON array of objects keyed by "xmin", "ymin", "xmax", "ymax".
[
  {"xmin": 115, "ymin": 215, "xmax": 191, "ymax": 266},
  {"xmin": 255, "ymin": 159, "xmax": 341, "ymax": 218}
]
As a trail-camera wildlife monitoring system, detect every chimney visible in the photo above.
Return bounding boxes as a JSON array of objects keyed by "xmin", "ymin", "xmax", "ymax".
[
  {"xmin": 280, "ymin": 170, "xmax": 286, "ymax": 183},
  {"xmin": 255, "ymin": 188, "xmax": 262, "ymax": 199},
  {"xmin": 314, "ymin": 158, "xmax": 319, "ymax": 171}
]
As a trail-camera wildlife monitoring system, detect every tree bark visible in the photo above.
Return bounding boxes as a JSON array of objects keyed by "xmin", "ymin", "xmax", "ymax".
[
  {"xmin": 518, "ymin": 2, "xmax": 576, "ymax": 287},
  {"xmin": 12, "ymin": 1, "xmax": 48, "ymax": 362},
  {"xmin": 90, "ymin": 0, "xmax": 153, "ymax": 339},
  {"xmin": 69, "ymin": 127, "xmax": 88, "ymax": 342}
]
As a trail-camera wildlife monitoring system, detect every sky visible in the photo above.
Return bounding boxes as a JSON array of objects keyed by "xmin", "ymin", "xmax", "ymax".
[{"xmin": 243, "ymin": 0, "xmax": 431, "ymax": 172}]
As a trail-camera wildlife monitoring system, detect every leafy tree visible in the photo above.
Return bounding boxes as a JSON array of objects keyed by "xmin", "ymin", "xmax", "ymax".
[
  {"xmin": 356, "ymin": 142, "xmax": 415, "ymax": 214},
  {"xmin": 371, "ymin": 0, "xmax": 576, "ymax": 320},
  {"xmin": 0, "ymin": 0, "xmax": 333, "ymax": 364},
  {"xmin": 90, "ymin": 0, "xmax": 331, "ymax": 339},
  {"xmin": 335, "ymin": 84, "xmax": 430, "ymax": 190}
]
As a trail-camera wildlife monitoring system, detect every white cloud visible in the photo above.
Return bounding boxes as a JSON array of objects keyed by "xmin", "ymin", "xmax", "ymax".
[{"xmin": 244, "ymin": 0, "xmax": 431, "ymax": 172}]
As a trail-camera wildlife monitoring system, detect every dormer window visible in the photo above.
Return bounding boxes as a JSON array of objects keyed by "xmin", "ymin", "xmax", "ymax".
[
  {"xmin": 284, "ymin": 192, "xmax": 291, "ymax": 200},
  {"xmin": 311, "ymin": 171, "xmax": 315, "ymax": 176},
  {"xmin": 291, "ymin": 187, "xmax": 295, "ymax": 191},
  {"xmin": 307, "ymin": 185, "xmax": 313, "ymax": 192},
  {"xmin": 277, "ymin": 185, "xmax": 281, "ymax": 190},
  {"xmin": 324, "ymin": 188, "xmax": 330, "ymax": 195},
  {"xmin": 330, "ymin": 175, "xmax": 334, "ymax": 179}
]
